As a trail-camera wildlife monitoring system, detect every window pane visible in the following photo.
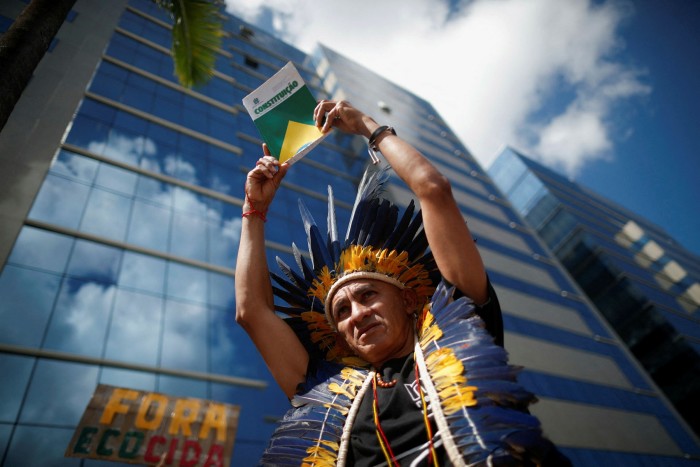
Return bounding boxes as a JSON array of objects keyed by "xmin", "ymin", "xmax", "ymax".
[
  {"xmin": 99, "ymin": 368, "xmax": 155, "ymax": 392},
  {"xmin": 135, "ymin": 175, "xmax": 172, "ymax": 207},
  {"xmin": 118, "ymin": 251, "xmax": 166, "ymax": 294},
  {"xmin": 208, "ymin": 271, "xmax": 235, "ymax": 310},
  {"xmin": 79, "ymin": 187, "xmax": 131, "ymax": 240},
  {"xmin": 161, "ymin": 300, "xmax": 207, "ymax": 371},
  {"xmin": 0, "ymin": 266, "xmax": 62, "ymax": 346},
  {"xmin": 5, "ymin": 425, "xmax": 78, "ymax": 467},
  {"xmin": 209, "ymin": 309, "xmax": 266, "ymax": 380},
  {"xmin": 50, "ymin": 150, "xmax": 99, "ymax": 183},
  {"xmin": 19, "ymin": 359, "xmax": 98, "ymax": 425},
  {"xmin": 28, "ymin": 174, "xmax": 90, "ymax": 229},
  {"xmin": 127, "ymin": 199, "xmax": 171, "ymax": 251},
  {"xmin": 104, "ymin": 289, "xmax": 162, "ymax": 366},
  {"xmin": 102, "ymin": 128, "xmax": 145, "ymax": 165},
  {"xmin": 94, "ymin": 163, "xmax": 137, "ymax": 196},
  {"xmin": 172, "ymin": 186, "xmax": 207, "ymax": 215},
  {"xmin": 170, "ymin": 212, "xmax": 206, "ymax": 261},
  {"xmin": 166, "ymin": 262, "xmax": 207, "ymax": 303},
  {"xmin": 7, "ymin": 226, "xmax": 73, "ymax": 273},
  {"xmin": 0, "ymin": 354, "xmax": 33, "ymax": 422},
  {"xmin": 66, "ymin": 239, "xmax": 122, "ymax": 284},
  {"xmin": 43, "ymin": 278, "xmax": 115, "ymax": 356},
  {"xmin": 157, "ymin": 375, "xmax": 207, "ymax": 399},
  {"xmin": 208, "ymin": 215, "xmax": 241, "ymax": 268}
]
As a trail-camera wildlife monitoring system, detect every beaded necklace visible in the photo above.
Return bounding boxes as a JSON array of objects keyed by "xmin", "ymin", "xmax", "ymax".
[{"xmin": 370, "ymin": 358, "xmax": 440, "ymax": 466}]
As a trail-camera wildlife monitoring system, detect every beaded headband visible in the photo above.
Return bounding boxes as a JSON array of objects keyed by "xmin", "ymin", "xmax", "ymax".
[{"xmin": 270, "ymin": 168, "xmax": 439, "ymax": 360}]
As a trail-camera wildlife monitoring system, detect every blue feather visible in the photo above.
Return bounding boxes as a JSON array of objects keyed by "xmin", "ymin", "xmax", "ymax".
[
  {"xmin": 299, "ymin": 199, "xmax": 334, "ymax": 271},
  {"xmin": 326, "ymin": 186, "xmax": 341, "ymax": 264},
  {"xmin": 384, "ymin": 200, "xmax": 416, "ymax": 251}
]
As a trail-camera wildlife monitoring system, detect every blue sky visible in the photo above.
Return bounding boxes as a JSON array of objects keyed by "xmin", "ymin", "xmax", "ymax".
[
  {"xmin": 225, "ymin": 0, "xmax": 699, "ymax": 255},
  {"xmin": 575, "ymin": 1, "xmax": 700, "ymax": 255}
]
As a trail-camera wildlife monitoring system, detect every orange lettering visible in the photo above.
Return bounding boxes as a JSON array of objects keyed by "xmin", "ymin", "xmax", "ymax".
[
  {"xmin": 99, "ymin": 388, "xmax": 138, "ymax": 425},
  {"xmin": 169, "ymin": 399, "xmax": 200, "ymax": 436},
  {"xmin": 199, "ymin": 404, "xmax": 227, "ymax": 442},
  {"xmin": 135, "ymin": 393, "xmax": 168, "ymax": 430}
]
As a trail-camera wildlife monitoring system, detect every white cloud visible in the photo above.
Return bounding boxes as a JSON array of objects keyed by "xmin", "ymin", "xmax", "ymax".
[
  {"xmin": 536, "ymin": 102, "xmax": 611, "ymax": 174},
  {"xmin": 224, "ymin": 0, "xmax": 649, "ymax": 176}
]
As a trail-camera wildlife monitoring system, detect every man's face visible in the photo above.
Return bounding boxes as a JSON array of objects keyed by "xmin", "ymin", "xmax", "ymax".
[{"xmin": 331, "ymin": 279, "xmax": 417, "ymax": 366}]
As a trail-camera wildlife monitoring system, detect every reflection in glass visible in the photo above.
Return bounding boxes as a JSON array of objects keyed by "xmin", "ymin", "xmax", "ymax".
[
  {"xmin": 208, "ymin": 214, "xmax": 241, "ymax": 268},
  {"xmin": 102, "ymin": 128, "xmax": 147, "ymax": 166},
  {"xmin": 28, "ymin": 174, "xmax": 90, "ymax": 229},
  {"xmin": 118, "ymin": 251, "xmax": 166, "ymax": 294},
  {"xmin": 43, "ymin": 278, "xmax": 115, "ymax": 356},
  {"xmin": 171, "ymin": 212, "xmax": 206, "ymax": 261},
  {"xmin": 19, "ymin": 359, "xmax": 98, "ymax": 425},
  {"xmin": 0, "ymin": 425, "xmax": 11, "ymax": 466},
  {"xmin": 172, "ymin": 186, "xmax": 206, "ymax": 215},
  {"xmin": 135, "ymin": 175, "xmax": 172, "ymax": 207},
  {"xmin": 127, "ymin": 199, "xmax": 171, "ymax": 251},
  {"xmin": 8, "ymin": 226, "xmax": 73, "ymax": 273},
  {"xmin": 0, "ymin": 266, "xmax": 62, "ymax": 346},
  {"xmin": 99, "ymin": 368, "xmax": 156, "ymax": 392},
  {"xmin": 0, "ymin": 354, "xmax": 33, "ymax": 423},
  {"xmin": 66, "ymin": 239, "xmax": 122, "ymax": 284},
  {"xmin": 158, "ymin": 375, "xmax": 207, "ymax": 399},
  {"xmin": 65, "ymin": 114, "xmax": 110, "ymax": 154},
  {"xmin": 51, "ymin": 150, "xmax": 99, "ymax": 183},
  {"xmin": 104, "ymin": 289, "xmax": 162, "ymax": 366},
  {"xmin": 208, "ymin": 271, "xmax": 235, "ymax": 310},
  {"xmin": 94, "ymin": 163, "xmax": 138, "ymax": 196},
  {"xmin": 79, "ymin": 187, "xmax": 131, "ymax": 240},
  {"xmin": 210, "ymin": 382, "xmax": 287, "ymax": 441},
  {"xmin": 4, "ymin": 425, "xmax": 77, "ymax": 467},
  {"xmin": 209, "ymin": 309, "xmax": 265, "ymax": 380},
  {"xmin": 161, "ymin": 300, "xmax": 207, "ymax": 371},
  {"xmin": 166, "ymin": 262, "xmax": 207, "ymax": 303}
]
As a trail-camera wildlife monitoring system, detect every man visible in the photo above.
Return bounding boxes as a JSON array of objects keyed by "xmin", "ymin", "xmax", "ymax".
[{"xmin": 236, "ymin": 100, "xmax": 570, "ymax": 466}]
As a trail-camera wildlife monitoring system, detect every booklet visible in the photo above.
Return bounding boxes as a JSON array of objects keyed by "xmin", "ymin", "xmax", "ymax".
[{"xmin": 242, "ymin": 62, "xmax": 328, "ymax": 165}]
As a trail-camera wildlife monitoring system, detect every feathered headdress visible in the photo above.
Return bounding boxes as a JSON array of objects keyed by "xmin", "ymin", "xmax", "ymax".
[
  {"xmin": 262, "ymin": 168, "xmax": 571, "ymax": 466},
  {"xmin": 270, "ymin": 168, "xmax": 440, "ymax": 360}
]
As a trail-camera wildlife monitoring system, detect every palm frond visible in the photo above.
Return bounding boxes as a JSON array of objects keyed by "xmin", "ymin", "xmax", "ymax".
[{"xmin": 159, "ymin": 0, "xmax": 223, "ymax": 88}]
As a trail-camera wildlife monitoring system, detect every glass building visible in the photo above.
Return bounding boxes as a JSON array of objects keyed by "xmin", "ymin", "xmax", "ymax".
[
  {"xmin": 490, "ymin": 146, "xmax": 700, "ymax": 438},
  {"xmin": 1, "ymin": 0, "xmax": 698, "ymax": 465}
]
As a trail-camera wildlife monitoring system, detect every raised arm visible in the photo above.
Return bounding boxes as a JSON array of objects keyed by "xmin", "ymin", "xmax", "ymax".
[
  {"xmin": 235, "ymin": 146, "xmax": 309, "ymax": 398},
  {"xmin": 315, "ymin": 100, "xmax": 488, "ymax": 304}
]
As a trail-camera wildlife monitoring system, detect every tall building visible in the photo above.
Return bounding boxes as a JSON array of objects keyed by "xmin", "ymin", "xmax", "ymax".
[
  {"xmin": 1, "ymin": 0, "xmax": 698, "ymax": 465},
  {"xmin": 489, "ymin": 146, "xmax": 700, "ymax": 436}
]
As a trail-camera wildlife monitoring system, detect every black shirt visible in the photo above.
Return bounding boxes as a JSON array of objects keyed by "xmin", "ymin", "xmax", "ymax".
[{"xmin": 346, "ymin": 282, "xmax": 503, "ymax": 466}]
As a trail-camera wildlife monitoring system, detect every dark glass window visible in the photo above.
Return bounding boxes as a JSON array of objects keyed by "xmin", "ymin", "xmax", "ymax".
[
  {"xmin": 19, "ymin": 359, "xmax": 99, "ymax": 425},
  {"xmin": 4, "ymin": 425, "xmax": 77, "ymax": 467},
  {"xmin": 0, "ymin": 266, "xmax": 62, "ymax": 346},
  {"xmin": 99, "ymin": 367, "xmax": 156, "ymax": 391},
  {"xmin": 0, "ymin": 354, "xmax": 33, "ymax": 423}
]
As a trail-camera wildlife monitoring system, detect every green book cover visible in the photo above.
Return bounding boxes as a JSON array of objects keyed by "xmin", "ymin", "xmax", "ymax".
[{"xmin": 242, "ymin": 62, "xmax": 327, "ymax": 165}]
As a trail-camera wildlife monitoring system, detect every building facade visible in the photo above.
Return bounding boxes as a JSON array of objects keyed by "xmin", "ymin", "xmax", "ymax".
[
  {"xmin": 490, "ymin": 146, "xmax": 700, "ymax": 438},
  {"xmin": 0, "ymin": 0, "xmax": 698, "ymax": 464}
]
